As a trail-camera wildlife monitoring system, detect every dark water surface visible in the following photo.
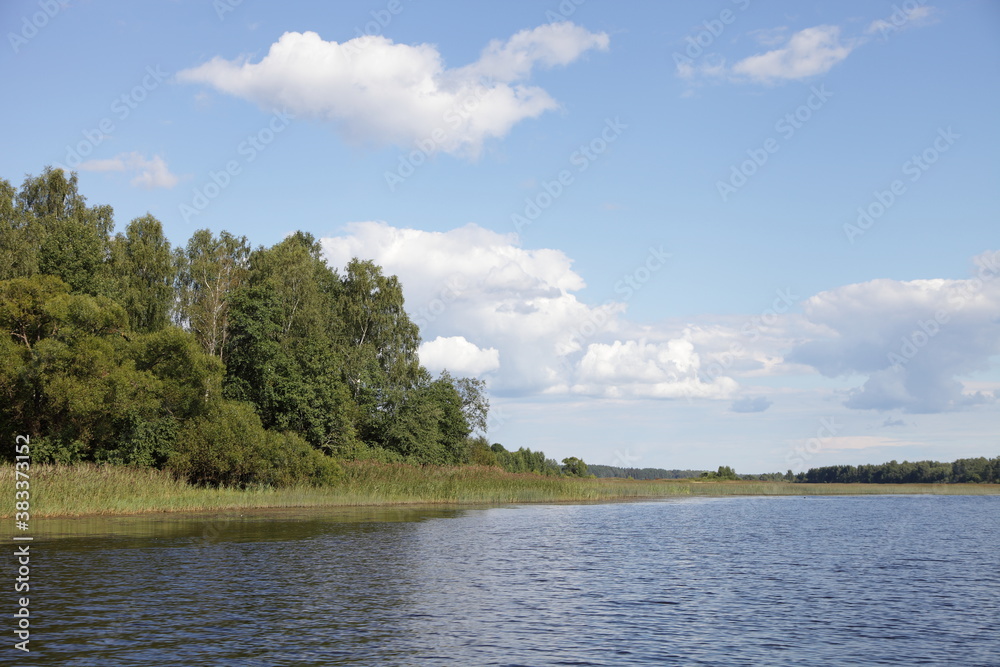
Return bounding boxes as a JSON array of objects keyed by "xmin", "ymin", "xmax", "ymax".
[{"xmin": 16, "ymin": 496, "xmax": 1000, "ymax": 665}]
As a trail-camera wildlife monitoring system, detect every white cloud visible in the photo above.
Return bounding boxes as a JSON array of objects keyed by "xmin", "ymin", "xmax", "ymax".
[
  {"xmin": 321, "ymin": 222, "xmax": 741, "ymax": 400},
  {"xmin": 867, "ymin": 4, "xmax": 938, "ymax": 36},
  {"xmin": 789, "ymin": 251, "xmax": 1000, "ymax": 413},
  {"xmin": 731, "ymin": 25, "xmax": 856, "ymax": 83},
  {"xmin": 572, "ymin": 339, "xmax": 737, "ymax": 399},
  {"xmin": 79, "ymin": 152, "xmax": 180, "ymax": 189},
  {"xmin": 679, "ymin": 9, "xmax": 940, "ymax": 86},
  {"xmin": 419, "ymin": 336, "xmax": 500, "ymax": 376},
  {"xmin": 322, "ymin": 222, "xmax": 1000, "ymax": 419},
  {"xmin": 178, "ymin": 23, "xmax": 608, "ymax": 157}
]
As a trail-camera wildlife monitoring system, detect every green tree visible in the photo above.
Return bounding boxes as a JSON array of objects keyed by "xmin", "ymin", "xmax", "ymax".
[
  {"xmin": 466, "ymin": 435, "xmax": 499, "ymax": 466},
  {"xmin": 562, "ymin": 456, "xmax": 589, "ymax": 477},
  {"xmin": 455, "ymin": 374, "xmax": 490, "ymax": 435},
  {"xmin": 223, "ymin": 234, "xmax": 358, "ymax": 452},
  {"xmin": 0, "ymin": 275, "xmax": 152, "ymax": 462},
  {"xmin": 338, "ymin": 258, "xmax": 421, "ymax": 434},
  {"xmin": 0, "ymin": 274, "xmax": 221, "ymax": 465},
  {"xmin": 15, "ymin": 168, "xmax": 114, "ymax": 295},
  {"xmin": 175, "ymin": 229, "xmax": 250, "ymax": 358},
  {"xmin": 0, "ymin": 177, "xmax": 39, "ymax": 280},
  {"xmin": 700, "ymin": 466, "xmax": 738, "ymax": 481},
  {"xmin": 106, "ymin": 215, "xmax": 175, "ymax": 332}
]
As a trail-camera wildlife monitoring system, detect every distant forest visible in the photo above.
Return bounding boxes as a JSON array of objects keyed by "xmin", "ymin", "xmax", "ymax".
[
  {"xmin": 591, "ymin": 456, "xmax": 1000, "ymax": 484},
  {"xmin": 792, "ymin": 457, "xmax": 1000, "ymax": 484},
  {"xmin": 589, "ymin": 465, "xmax": 706, "ymax": 480},
  {"xmin": 0, "ymin": 168, "xmax": 580, "ymax": 486}
]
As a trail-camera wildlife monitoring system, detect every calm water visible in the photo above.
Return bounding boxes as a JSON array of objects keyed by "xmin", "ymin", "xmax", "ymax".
[{"xmin": 15, "ymin": 496, "xmax": 1000, "ymax": 666}]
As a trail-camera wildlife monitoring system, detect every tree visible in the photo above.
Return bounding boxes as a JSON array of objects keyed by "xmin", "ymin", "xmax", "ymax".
[
  {"xmin": 339, "ymin": 259, "xmax": 421, "ymax": 402},
  {"xmin": 15, "ymin": 168, "xmax": 114, "ymax": 295},
  {"xmin": 106, "ymin": 215, "xmax": 175, "ymax": 332},
  {"xmin": 466, "ymin": 436, "xmax": 499, "ymax": 466},
  {"xmin": 700, "ymin": 466, "xmax": 738, "ymax": 481},
  {"xmin": 562, "ymin": 456, "xmax": 589, "ymax": 477},
  {"xmin": 0, "ymin": 275, "xmax": 153, "ymax": 462},
  {"xmin": 494, "ymin": 446, "xmax": 560, "ymax": 475},
  {"xmin": 0, "ymin": 177, "xmax": 39, "ymax": 280},
  {"xmin": 0, "ymin": 274, "xmax": 224, "ymax": 465},
  {"xmin": 455, "ymin": 374, "xmax": 489, "ymax": 435},
  {"xmin": 223, "ymin": 235, "xmax": 358, "ymax": 452},
  {"xmin": 374, "ymin": 370, "xmax": 472, "ymax": 464},
  {"xmin": 426, "ymin": 372, "xmax": 473, "ymax": 463},
  {"xmin": 175, "ymin": 229, "xmax": 250, "ymax": 358}
]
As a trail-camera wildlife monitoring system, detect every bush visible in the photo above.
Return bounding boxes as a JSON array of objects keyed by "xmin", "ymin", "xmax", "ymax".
[
  {"xmin": 700, "ymin": 465, "xmax": 739, "ymax": 481},
  {"xmin": 168, "ymin": 400, "xmax": 342, "ymax": 488},
  {"xmin": 465, "ymin": 436, "xmax": 499, "ymax": 467}
]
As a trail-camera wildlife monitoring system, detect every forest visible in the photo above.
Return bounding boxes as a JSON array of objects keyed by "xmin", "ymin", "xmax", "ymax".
[
  {"xmin": 0, "ymin": 167, "xmax": 587, "ymax": 487},
  {"xmin": 588, "ymin": 465, "xmax": 707, "ymax": 480},
  {"xmin": 794, "ymin": 457, "xmax": 1000, "ymax": 484}
]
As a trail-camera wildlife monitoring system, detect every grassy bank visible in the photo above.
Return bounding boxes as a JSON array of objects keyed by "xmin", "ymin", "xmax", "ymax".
[{"xmin": 3, "ymin": 463, "xmax": 999, "ymax": 518}]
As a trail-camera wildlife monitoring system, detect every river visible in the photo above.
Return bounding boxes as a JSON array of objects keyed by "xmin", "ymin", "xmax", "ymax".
[{"xmin": 19, "ymin": 495, "xmax": 1000, "ymax": 665}]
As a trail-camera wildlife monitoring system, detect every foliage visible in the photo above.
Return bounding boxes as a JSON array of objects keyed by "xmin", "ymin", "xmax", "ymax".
[
  {"xmin": 797, "ymin": 456, "xmax": 1000, "ymax": 484},
  {"xmin": 105, "ymin": 215, "xmax": 175, "ymax": 333},
  {"xmin": 588, "ymin": 465, "xmax": 708, "ymax": 480},
  {"xmin": 338, "ymin": 258, "xmax": 422, "ymax": 443},
  {"xmin": 3, "ymin": 167, "xmax": 114, "ymax": 294},
  {"xmin": 700, "ymin": 465, "xmax": 739, "ymax": 481},
  {"xmin": 465, "ymin": 436, "xmax": 499, "ymax": 467},
  {"xmin": 168, "ymin": 400, "xmax": 342, "ymax": 488},
  {"xmin": 491, "ymin": 444, "xmax": 561, "ymax": 475},
  {"xmin": 561, "ymin": 456, "xmax": 590, "ymax": 477},
  {"xmin": 174, "ymin": 228, "xmax": 250, "ymax": 358},
  {"xmin": 0, "ymin": 275, "xmax": 224, "ymax": 465}
]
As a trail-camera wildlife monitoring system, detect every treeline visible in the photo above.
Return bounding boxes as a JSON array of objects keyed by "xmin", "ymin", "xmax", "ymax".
[
  {"xmin": 797, "ymin": 457, "xmax": 1000, "ymax": 484},
  {"xmin": 589, "ymin": 465, "xmax": 706, "ymax": 480},
  {"xmin": 0, "ymin": 167, "xmax": 539, "ymax": 487}
]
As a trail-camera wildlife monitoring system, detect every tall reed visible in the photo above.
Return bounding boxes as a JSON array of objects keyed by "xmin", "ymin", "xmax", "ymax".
[{"xmin": 2, "ymin": 463, "xmax": 997, "ymax": 518}]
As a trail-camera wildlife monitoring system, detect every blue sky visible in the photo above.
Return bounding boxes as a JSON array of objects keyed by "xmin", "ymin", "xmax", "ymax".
[{"xmin": 4, "ymin": 0, "xmax": 998, "ymax": 472}]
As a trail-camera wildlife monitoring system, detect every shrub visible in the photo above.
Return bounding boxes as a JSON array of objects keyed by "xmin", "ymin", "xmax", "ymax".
[{"xmin": 168, "ymin": 400, "xmax": 341, "ymax": 488}]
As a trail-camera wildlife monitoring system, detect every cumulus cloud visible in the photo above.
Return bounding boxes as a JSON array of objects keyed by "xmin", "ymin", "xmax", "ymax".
[
  {"xmin": 572, "ymin": 339, "xmax": 737, "ymax": 399},
  {"xmin": 321, "ymin": 223, "xmax": 1000, "ymax": 416},
  {"xmin": 319, "ymin": 224, "xmax": 1000, "ymax": 416},
  {"xmin": 79, "ymin": 152, "xmax": 180, "ymax": 189},
  {"xmin": 419, "ymin": 336, "xmax": 500, "ymax": 376},
  {"xmin": 178, "ymin": 23, "xmax": 608, "ymax": 156},
  {"xmin": 789, "ymin": 251, "xmax": 1000, "ymax": 413},
  {"xmin": 320, "ymin": 222, "xmax": 740, "ymax": 399}
]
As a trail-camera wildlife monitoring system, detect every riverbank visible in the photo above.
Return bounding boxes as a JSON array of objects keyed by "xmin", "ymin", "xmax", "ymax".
[{"xmin": 4, "ymin": 462, "xmax": 999, "ymax": 518}]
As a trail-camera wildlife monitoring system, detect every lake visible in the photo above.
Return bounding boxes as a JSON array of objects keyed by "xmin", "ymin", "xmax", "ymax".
[{"xmin": 20, "ymin": 495, "xmax": 1000, "ymax": 665}]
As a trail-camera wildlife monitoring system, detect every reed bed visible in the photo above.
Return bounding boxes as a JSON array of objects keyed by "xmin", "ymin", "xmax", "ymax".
[{"xmin": 2, "ymin": 463, "xmax": 997, "ymax": 518}]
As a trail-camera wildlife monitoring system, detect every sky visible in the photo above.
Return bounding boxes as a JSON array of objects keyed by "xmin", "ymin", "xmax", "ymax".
[{"xmin": 3, "ymin": 0, "xmax": 999, "ymax": 473}]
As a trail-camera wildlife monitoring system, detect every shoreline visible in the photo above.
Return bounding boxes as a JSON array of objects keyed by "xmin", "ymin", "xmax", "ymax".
[{"xmin": 3, "ymin": 462, "xmax": 999, "ymax": 521}]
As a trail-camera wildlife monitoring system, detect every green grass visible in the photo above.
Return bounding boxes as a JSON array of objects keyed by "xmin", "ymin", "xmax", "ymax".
[{"xmin": 3, "ymin": 463, "xmax": 999, "ymax": 518}]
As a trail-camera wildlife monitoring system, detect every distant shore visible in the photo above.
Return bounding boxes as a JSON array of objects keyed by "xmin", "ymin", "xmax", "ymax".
[{"xmin": 3, "ymin": 463, "xmax": 999, "ymax": 519}]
